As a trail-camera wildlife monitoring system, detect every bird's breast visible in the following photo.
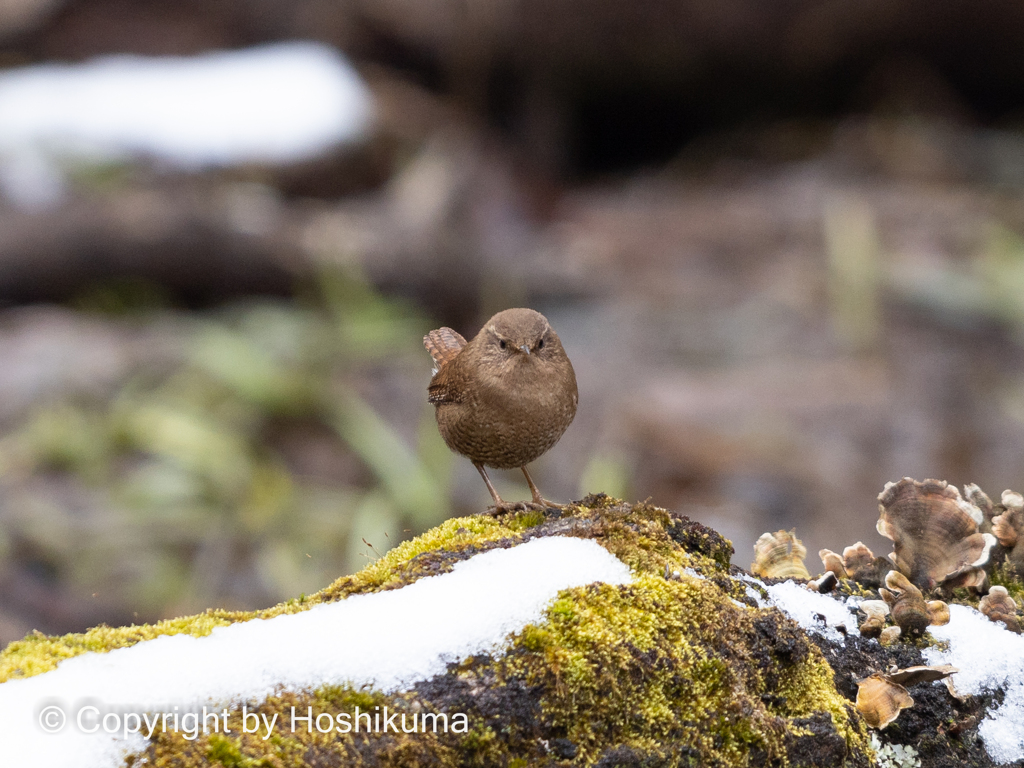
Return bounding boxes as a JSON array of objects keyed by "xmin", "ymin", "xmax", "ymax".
[{"xmin": 434, "ymin": 359, "xmax": 576, "ymax": 468}]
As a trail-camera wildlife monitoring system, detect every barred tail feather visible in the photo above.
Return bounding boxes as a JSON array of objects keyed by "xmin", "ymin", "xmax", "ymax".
[{"xmin": 424, "ymin": 327, "xmax": 467, "ymax": 369}]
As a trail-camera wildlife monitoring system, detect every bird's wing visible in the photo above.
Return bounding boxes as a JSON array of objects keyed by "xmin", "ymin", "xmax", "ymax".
[
  {"xmin": 427, "ymin": 372, "xmax": 460, "ymax": 404},
  {"xmin": 425, "ymin": 327, "xmax": 468, "ymax": 405},
  {"xmin": 423, "ymin": 327, "xmax": 467, "ymax": 368}
]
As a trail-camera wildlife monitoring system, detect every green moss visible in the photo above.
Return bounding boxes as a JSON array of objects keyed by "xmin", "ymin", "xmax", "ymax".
[
  {"xmin": 506, "ymin": 508, "xmax": 547, "ymax": 531},
  {"xmin": 773, "ymin": 645, "xmax": 861, "ymax": 747},
  {"xmin": 497, "ymin": 572, "xmax": 867, "ymax": 766},
  {"xmin": 313, "ymin": 513, "xmax": 514, "ymax": 601},
  {"xmin": 5, "ymin": 497, "xmax": 729, "ymax": 685},
  {"xmin": 564, "ymin": 498, "xmax": 723, "ymax": 577},
  {"xmin": 832, "ymin": 578, "xmax": 883, "ymax": 601},
  {"xmin": 205, "ymin": 734, "xmax": 246, "ymax": 767},
  {"xmin": 458, "ymin": 725, "xmax": 505, "ymax": 766}
]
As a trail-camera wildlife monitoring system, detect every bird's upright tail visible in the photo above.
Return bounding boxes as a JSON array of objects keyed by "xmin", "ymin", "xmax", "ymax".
[{"xmin": 424, "ymin": 327, "xmax": 468, "ymax": 370}]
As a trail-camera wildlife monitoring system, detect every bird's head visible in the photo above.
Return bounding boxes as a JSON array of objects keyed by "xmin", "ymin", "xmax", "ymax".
[{"xmin": 485, "ymin": 307, "xmax": 555, "ymax": 357}]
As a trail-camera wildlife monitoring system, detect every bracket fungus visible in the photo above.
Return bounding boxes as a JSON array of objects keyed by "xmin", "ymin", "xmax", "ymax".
[
  {"xmin": 877, "ymin": 478, "xmax": 996, "ymax": 591},
  {"xmin": 926, "ymin": 599, "xmax": 950, "ymax": 627},
  {"xmin": 855, "ymin": 674, "xmax": 914, "ymax": 729},
  {"xmin": 818, "ymin": 549, "xmax": 847, "ymax": 579},
  {"xmin": 818, "ymin": 544, "xmax": 891, "ymax": 589},
  {"xmin": 992, "ymin": 490, "xmax": 1024, "ymax": 571},
  {"xmin": 808, "ymin": 570, "xmax": 838, "ymax": 593},
  {"xmin": 751, "ymin": 529, "xmax": 810, "ymax": 580},
  {"xmin": 964, "ymin": 483, "xmax": 997, "ymax": 535},
  {"xmin": 878, "ymin": 570, "xmax": 949, "ymax": 638},
  {"xmin": 857, "ymin": 599, "xmax": 890, "ymax": 639},
  {"xmin": 878, "ymin": 626, "xmax": 901, "ymax": 646},
  {"xmin": 838, "ymin": 541, "xmax": 891, "ymax": 588},
  {"xmin": 979, "ymin": 585, "xmax": 1021, "ymax": 633},
  {"xmin": 885, "ymin": 664, "xmax": 958, "ymax": 687},
  {"xmin": 855, "ymin": 665, "xmax": 958, "ymax": 729}
]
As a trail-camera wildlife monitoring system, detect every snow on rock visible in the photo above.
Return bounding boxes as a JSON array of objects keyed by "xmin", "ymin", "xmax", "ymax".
[
  {"xmin": 736, "ymin": 574, "xmax": 860, "ymax": 643},
  {"xmin": 0, "ymin": 536, "xmax": 632, "ymax": 768},
  {"xmin": 925, "ymin": 603, "xmax": 1024, "ymax": 765},
  {"xmin": 0, "ymin": 41, "xmax": 374, "ymax": 206},
  {"xmin": 764, "ymin": 580, "xmax": 860, "ymax": 643}
]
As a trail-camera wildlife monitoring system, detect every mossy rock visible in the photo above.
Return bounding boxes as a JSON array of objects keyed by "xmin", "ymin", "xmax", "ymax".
[{"xmin": 1, "ymin": 495, "xmax": 872, "ymax": 767}]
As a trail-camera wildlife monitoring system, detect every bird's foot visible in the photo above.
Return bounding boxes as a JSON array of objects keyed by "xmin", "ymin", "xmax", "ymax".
[
  {"xmin": 520, "ymin": 467, "xmax": 564, "ymax": 512},
  {"xmin": 483, "ymin": 500, "xmax": 533, "ymax": 516},
  {"xmin": 484, "ymin": 500, "xmax": 561, "ymax": 517},
  {"xmin": 533, "ymin": 496, "xmax": 565, "ymax": 511}
]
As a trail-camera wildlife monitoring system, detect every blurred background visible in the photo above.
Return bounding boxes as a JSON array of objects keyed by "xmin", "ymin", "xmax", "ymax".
[{"xmin": 3, "ymin": 0, "xmax": 1024, "ymax": 643}]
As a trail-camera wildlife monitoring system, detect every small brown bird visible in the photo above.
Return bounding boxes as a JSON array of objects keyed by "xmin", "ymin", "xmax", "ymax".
[{"xmin": 424, "ymin": 308, "xmax": 578, "ymax": 512}]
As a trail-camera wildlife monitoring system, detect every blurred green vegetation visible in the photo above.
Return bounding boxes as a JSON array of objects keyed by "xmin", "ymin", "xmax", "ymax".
[
  {"xmin": 577, "ymin": 452, "xmax": 630, "ymax": 501},
  {"xmin": 823, "ymin": 195, "xmax": 882, "ymax": 352},
  {"xmin": 879, "ymin": 217, "xmax": 1024, "ymax": 335},
  {"xmin": 0, "ymin": 270, "xmax": 453, "ymax": 621}
]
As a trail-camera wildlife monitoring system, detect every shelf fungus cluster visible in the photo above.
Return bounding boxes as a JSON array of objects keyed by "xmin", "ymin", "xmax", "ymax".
[
  {"xmin": 747, "ymin": 476, "xmax": 1024, "ymax": 738},
  {"xmin": 855, "ymin": 665, "xmax": 958, "ymax": 729},
  {"xmin": 852, "ymin": 573, "xmax": 949, "ymax": 644},
  {"xmin": 752, "ymin": 478, "xmax": 1024, "ymax": 644},
  {"xmin": 875, "ymin": 478, "xmax": 1024, "ymax": 632},
  {"xmin": 877, "ymin": 478, "xmax": 996, "ymax": 592}
]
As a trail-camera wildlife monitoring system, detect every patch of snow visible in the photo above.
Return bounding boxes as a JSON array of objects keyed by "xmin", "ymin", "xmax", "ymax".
[
  {"xmin": 924, "ymin": 603, "xmax": 1024, "ymax": 764},
  {"xmin": 744, "ymin": 586, "xmax": 766, "ymax": 606},
  {"xmin": 0, "ymin": 536, "xmax": 631, "ymax": 768},
  {"xmin": 763, "ymin": 580, "xmax": 860, "ymax": 643},
  {"xmin": 737, "ymin": 576, "xmax": 769, "ymax": 609},
  {"xmin": 0, "ymin": 41, "xmax": 374, "ymax": 207},
  {"xmin": 735, "ymin": 574, "xmax": 859, "ymax": 642}
]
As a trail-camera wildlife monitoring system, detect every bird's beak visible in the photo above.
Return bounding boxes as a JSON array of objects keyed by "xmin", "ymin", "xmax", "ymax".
[{"xmin": 519, "ymin": 345, "xmax": 531, "ymax": 355}]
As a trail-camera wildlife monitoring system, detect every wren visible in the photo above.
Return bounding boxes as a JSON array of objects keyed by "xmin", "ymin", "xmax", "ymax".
[{"xmin": 424, "ymin": 308, "xmax": 578, "ymax": 512}]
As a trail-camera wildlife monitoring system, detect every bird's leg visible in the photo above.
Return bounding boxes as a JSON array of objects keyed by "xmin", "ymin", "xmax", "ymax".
[
  {"xmin": 521, "ymin": 466, "xmax": 564, "ymax": 509},
  {"xmin": 475, "ymin": 463, "xmax": 503, "ymax": 505},
  {"xmin": 475, "ymin": 463, "xmax": 524, "ymax": 515}
]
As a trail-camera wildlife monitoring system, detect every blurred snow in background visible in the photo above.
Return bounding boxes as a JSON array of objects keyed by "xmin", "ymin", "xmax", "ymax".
[{"xmin": 0, "ymin": 41, "xmax": 374, "ymax": 208}]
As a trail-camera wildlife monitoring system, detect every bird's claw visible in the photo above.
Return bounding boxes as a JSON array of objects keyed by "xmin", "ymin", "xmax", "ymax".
[
  {"xmin": 532, "ymin": 497, "xmax": 566, "ymax": 511},
  {"xmin": 484, "ymin": 500, "xmax": 563, "ymax": 517},
  {"xmin": 484, "ymin": 501, "xmax": 530, "ymax": 516}
]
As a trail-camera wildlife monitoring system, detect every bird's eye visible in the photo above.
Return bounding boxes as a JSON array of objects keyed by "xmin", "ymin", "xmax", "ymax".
[
  {"xmin": 499, "ymin": 339, "xmax": 507, "ymax": 350},
  {"xmin": 537, "ymin": 338, "xmax": 545, "ymax": 349}
]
